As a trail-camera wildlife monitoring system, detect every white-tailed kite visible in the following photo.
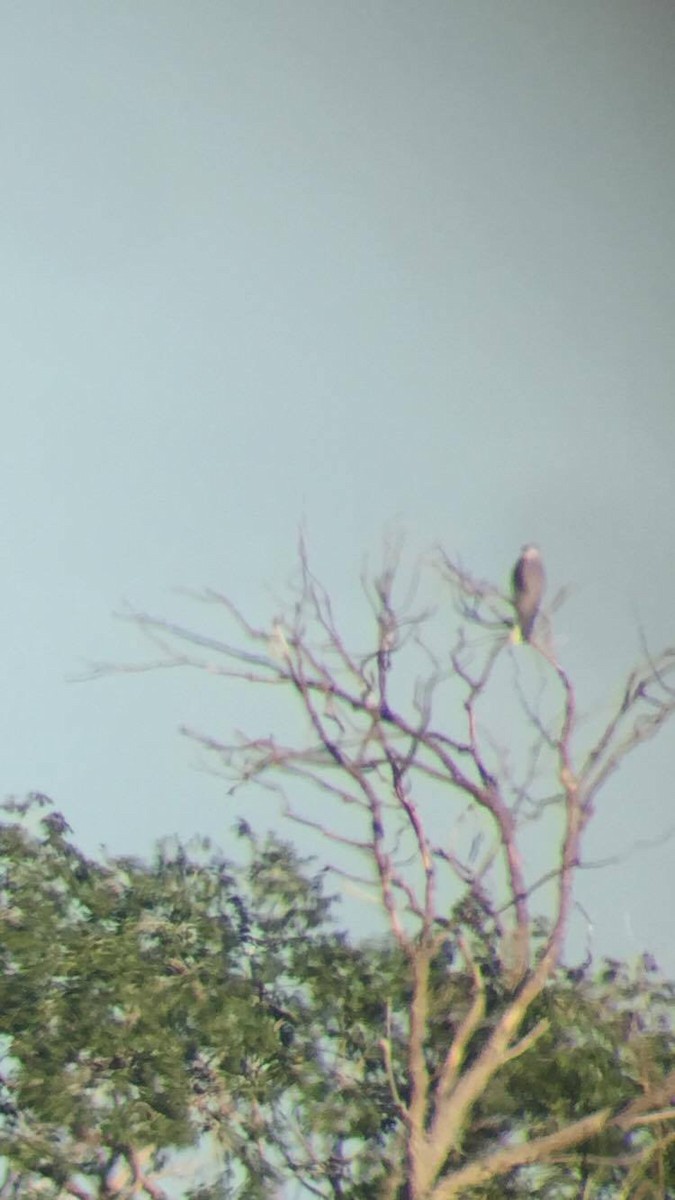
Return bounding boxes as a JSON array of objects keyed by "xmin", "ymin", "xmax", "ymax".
[{"xmin": 512, "ymin": 544, "xmax": 545, "ymax": 642}]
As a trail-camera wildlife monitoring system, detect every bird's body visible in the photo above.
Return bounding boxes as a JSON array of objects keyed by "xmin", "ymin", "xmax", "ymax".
[{"xmin": 512, "ymin": 545, "xmax": 545, "ymax": 642}]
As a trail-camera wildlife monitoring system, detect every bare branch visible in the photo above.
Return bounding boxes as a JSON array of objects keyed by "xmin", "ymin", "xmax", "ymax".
[{"xmin": 110, "ymin": 541, "xmax": 675, "ymax": 1200}]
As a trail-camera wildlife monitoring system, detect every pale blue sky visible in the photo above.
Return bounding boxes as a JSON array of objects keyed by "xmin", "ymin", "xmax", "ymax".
[{"xmin": 1, "ymin": 2, "xmax": 674, "ymax": 967}]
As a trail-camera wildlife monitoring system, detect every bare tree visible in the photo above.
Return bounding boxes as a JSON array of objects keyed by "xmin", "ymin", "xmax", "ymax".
[{"xmin": 102, "ymin": 539, "xmax": 675, "ymax": 1200}]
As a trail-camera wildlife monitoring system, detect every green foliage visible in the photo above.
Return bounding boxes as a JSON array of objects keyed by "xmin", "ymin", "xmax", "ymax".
[
  {"xmin": 0, "ymin": 796, "xmax": 673, "ymax": 1199},
  {"xmin": 0, "ymin": 795, "xmax": 337, "ymax": 1196}
]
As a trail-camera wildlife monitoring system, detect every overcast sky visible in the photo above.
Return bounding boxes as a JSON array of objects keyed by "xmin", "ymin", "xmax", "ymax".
[{"xmin": 2, "ymin": 1, "xmax": 674, "ymax": 970}]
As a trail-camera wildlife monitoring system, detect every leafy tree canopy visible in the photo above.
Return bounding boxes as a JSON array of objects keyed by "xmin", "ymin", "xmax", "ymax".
[{"xmin": 0, "ymin": 795, "xmax": 674, "ymax": 1199}]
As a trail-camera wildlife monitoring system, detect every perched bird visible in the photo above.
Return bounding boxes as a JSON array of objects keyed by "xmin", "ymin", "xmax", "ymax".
[{"xmin": 512, "ymin": 544, "xmax": 545, "ymax": 642}]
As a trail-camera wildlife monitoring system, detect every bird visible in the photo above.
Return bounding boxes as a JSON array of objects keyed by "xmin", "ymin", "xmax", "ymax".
[{"xmin": 511, "ymin": 544, "xmax": 545, "ymax": 642}]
